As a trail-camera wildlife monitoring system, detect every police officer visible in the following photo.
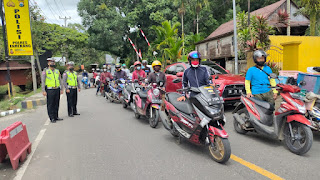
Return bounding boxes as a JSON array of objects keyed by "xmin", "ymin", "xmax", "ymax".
[
  {"xmin": 63, "ymin": 61, "xmax": 81, "ymax": 117},
  {"xmin": 42, "ymin": 58, "xmax": 63, "ymax": 123}
]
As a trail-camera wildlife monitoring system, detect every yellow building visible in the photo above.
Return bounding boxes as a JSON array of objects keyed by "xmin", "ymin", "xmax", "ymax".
[{"xmin": 267, "ymin": 36, "xmax": 320, "ymax": 72}]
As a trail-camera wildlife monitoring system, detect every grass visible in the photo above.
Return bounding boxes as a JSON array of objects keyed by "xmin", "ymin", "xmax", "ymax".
[{"xmin": 0, "ymin": 88, "xmax": 42, "ymax": 111}]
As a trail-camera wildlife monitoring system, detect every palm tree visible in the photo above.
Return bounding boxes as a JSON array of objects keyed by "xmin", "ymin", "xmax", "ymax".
[
  {"xmin": 151, "ymin": 20, "xmax": 182, "ymax": 66},
  {"xmin": 194, "ymin": 0, "xmax": 209, "ymax": 34},
  {"xmin": 174, "ymin": 0, "xmax": 189, "ymax": 54},
  {"xmin": 300, "ymin": 0, "xmax": 320, "ymax": 36}
]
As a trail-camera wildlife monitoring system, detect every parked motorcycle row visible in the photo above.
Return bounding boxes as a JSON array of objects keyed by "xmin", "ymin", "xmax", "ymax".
[{"xmin": 97, "ymin": 72, "xmax": 319, "ymax": 163}]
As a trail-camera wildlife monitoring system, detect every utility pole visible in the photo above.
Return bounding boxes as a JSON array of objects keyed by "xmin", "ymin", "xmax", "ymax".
[
  {"xmin": 248, "ymin": 0, "xmax": 250, "ymax": 26},
  {"xmin": 287, "ymin": 0, "xmax": 291, "ymax": 36},
  {"xmin": 59, "ymin": 16, "xmax": 71, "ymax": 27},
  {"xmin": 0, "ymin": 0, "xmax": 13, "ymax": 97},
  {"xmin": 233, "ymin": 0, "xmax": 239, "ymax": 74},
  {"xmin": 31, "ymin": 56, "xmax": 37, "ymax": 93}
]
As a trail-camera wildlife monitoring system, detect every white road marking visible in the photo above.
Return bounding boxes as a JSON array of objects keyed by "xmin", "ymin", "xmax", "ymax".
[
  {"xmin": 44, "ymin": 118, "xmax": 50, "ymax": 126},
  {"xmin": 13, "ymin": 128, "xmax": 47, "ymax": 180}
]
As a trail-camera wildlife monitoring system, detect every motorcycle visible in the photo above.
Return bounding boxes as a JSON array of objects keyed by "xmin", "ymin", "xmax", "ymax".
[
  {"xmin": 159, "ymin": 78, "xmax": 231, "ymax": 163},
  {"xmin": 133, "ymin": 81, "xmax": 164, "ymax": 128},
  {"xmin": 122, "ymin": 79, "xmax": 142, "ymax": 111},
  {"xmin": 105, "ymin": 78, "xmax": 126, "ymax": 103},
  {"xmin": 81, "ymin": 77, "xmax": 90, "ymax": 89},
  {"xmin": 233, "ymin": 74, "xmax": 313, "ymax": 155}
]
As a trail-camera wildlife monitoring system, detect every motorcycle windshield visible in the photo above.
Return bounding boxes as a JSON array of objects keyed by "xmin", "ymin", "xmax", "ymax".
[{"xmin": 198, "ymin": 86, "xmax": 224, "ymax": 105}]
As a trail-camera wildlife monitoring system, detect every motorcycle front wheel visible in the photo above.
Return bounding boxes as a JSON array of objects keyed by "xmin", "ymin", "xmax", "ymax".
[
  {"xmin": 149, "ymin": 108, "xmax": 159, "ymax": 128},
  {"xmin": 208, "ymin": 136, "xmax": 231, "ymax": 163},
  {"xmin": 284, "ymin": 122, "xmax": 313, "ymax": 155}
]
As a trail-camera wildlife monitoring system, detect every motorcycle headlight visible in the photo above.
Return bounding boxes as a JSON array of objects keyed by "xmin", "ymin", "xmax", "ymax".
[
  {"xmin": 153, "ymin": 89, "xmax": 160, "ymax": 96},
  {"xmin": 288, "ymin": 98, "xmax": 306, "ymax": 114}
]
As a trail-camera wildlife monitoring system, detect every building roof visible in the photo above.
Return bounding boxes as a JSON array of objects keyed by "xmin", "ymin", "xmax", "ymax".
[
  {"xmin": 0, "ymin": 61, "xmax": 31, "ymax": 71},
  {"xmin": 197, "ymin": 0, "xmax": 308, "ymax": 44}
]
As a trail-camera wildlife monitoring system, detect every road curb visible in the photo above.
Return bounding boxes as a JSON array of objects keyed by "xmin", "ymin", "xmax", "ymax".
[
  {"xmin": 0, "ymin": 109, "xmax": 21, "ymax": 117},
  {"xmin": 21, "ymin": 99, "xmax": 46, "ymax": 109}
]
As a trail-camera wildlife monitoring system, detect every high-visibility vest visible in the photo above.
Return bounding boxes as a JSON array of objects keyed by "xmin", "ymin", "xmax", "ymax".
[
  {"xmin": 45, "ymin": 69, "xmax": 60, "ymax": 87},
  {"xmin": 66, "ymin": 71, "xmax": 78, "ymax": 87}
]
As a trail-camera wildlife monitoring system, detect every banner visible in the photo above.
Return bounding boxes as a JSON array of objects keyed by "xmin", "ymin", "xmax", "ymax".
[{"xmin": 4, "ymin": 0, "xmax": 33, "ymax": 56}]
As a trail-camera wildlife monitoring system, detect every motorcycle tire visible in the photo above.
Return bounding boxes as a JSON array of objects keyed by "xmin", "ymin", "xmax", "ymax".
[
  {"xmin": 208, "ymin": 136, "xmax": 231, "ymax": 163},
  {"xmin": 233, "ymin": 108, "xmax": 248, "ymax": 134},
  {"xmin": 123, "ymin": 101, "xmax": 128, "ymax": 108},
  {"xmin": 170, "ymin": 125, "xmax": 179, "ymax": 137},
  {"xmin": 284, "ymin": 122, "xmax": 313, "ymax": 155},
  {"xmin": 149, "ymin": 108, "xmax": 159, "ymax": 128}
]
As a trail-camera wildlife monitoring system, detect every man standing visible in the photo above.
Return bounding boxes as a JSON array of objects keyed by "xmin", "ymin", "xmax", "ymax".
[
  {"xmin": 63, "ymin": 62, "xmax": 81, "ymax": 117},
  {"xmin": 42, "ymin": 58, "xmax": 63, "ymax": 123}
]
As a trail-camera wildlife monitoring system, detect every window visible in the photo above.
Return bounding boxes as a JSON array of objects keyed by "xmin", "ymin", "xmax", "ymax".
[
  {"xmin": 165, "ymin": 65, "xmax": 177, "ymax": 75},
  {"xmin": 205, "ymin": 43, "xmax": 209, "ymax": 56},
  {"xmin": 175, "ymin": 65, "xmax": 185, "ymax": 73}
]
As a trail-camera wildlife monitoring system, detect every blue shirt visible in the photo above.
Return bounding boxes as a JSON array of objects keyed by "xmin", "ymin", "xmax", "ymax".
[{"xmin": 246, "ymin": 65, "xmax": 272, "ymax": 95}]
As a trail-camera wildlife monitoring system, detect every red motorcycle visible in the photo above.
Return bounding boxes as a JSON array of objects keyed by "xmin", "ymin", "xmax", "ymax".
[
  {"xmin": 159, "ymin": 78, "xmax": 231, "ymax": 163},
  {"xmin": 133, "ymin": 81, "xmax": 164, "ymax": 128},
  {"xmin": 233, "ymin": 77, "xmax": 313, "ymax": 155}
]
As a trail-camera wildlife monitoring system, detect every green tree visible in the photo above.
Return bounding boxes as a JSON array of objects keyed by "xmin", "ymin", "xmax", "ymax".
[{"xmin": 300, "ymin": 0, "xmax": 320, "ymax": 36}]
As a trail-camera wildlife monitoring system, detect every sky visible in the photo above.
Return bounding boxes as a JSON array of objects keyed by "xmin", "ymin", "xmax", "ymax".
[{"xmin": 31, "ymin": 0, "xmax": 82, "ymax": 26}]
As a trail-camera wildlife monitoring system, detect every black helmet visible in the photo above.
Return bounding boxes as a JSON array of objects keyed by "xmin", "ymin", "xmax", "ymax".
[{"xmin": 253, "ymin": 50, "xmax": 267, "ymax": 66}]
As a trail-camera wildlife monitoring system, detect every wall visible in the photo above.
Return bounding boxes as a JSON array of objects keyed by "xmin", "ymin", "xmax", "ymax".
[
  {"xmin": 196, "ymin": 34, "xmax": 235, "ymax": 60},
  {"xmin": 269, "ymin": 36, "xmax": 320, "ymax": 72}
]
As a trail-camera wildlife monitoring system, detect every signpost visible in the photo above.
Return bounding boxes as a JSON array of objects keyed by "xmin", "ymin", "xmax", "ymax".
[
  {"xmin": 0, "ymin": 0, "xmax": 34, "ymax": 96},
  {"xmin": 3, "ymin": 0, "xmax": 33, "ymax": 56}
]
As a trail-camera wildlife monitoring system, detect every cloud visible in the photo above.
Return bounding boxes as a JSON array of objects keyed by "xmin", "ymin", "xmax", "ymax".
[{"xmin": 32, "ymin": 0, "xmax": 82, "ymax": 26}]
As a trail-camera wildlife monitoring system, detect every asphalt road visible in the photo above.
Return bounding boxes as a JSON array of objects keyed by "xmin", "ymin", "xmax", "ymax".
[{"xmin": 1, "ymin": 88, "xmax": 320, "ymax": 180}]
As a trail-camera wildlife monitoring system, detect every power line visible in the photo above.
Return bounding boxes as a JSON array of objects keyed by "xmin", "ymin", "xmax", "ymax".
[
  {"xmin": 44, "ymin": 0, "xmax": 63, "ymax": 25},
  {"xmin": 53, "ymin": 0, "xmax": 67, "ymax": 17},
  {"xmin": 31, "ymin": 0, "xmax": 55, "ymax": 24},
  {"xmin": 58, "ymin": 0, "xmax": 77, "ymax": 24}
]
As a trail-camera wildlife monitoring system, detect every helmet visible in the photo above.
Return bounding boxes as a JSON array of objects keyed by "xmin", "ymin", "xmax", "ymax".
[
  {"xmin": 47, "ymin": 58, "xmax": 55, "ymax": 62},
  {"xmin": 142, "ymin": 60, "xmax": 148, "ymax": 64},
  {"xmin": 152, "ymin": 60, "xmax": 162, "ymax": 69},
  {"xmin": 188, "ymin": 51, "xmax": 201, "ymax": 61},
  {"xmin": 66, "ymin": 61, "xmax": 74, "ymax": 66},
  {"xmin": 122, "ymin": 64, "xmax": 127, "ymax": 68},
  {"xmin": 134, "ymin": 61, "xmax": 142, "ymax": 66},
  {"xmin": 188, "ymin": 51, "xmax": 201, "ymax": 67},
  {"xmin": 253, "ymin": 50, "xmax": 267, "ymax": 66},
  {"xmin": 115, "ymin": 63, "xmax": 121, "ymax": 71}
]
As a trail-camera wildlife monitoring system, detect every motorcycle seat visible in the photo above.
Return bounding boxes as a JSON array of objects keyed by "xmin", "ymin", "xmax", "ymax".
[
  {"xmin": 166, "ymin": 92, "xmax": 194, "ymax": 114},
  {"xmin": 250, "ymin": 97, "xmax": 275, "ymax": 111},
  {"xmin": 138, "ymin": 91, "xmax": 148, "ymax": 99}
]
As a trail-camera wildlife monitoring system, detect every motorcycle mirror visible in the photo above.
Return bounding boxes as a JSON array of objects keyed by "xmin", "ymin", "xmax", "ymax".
[
  {"xmin": 270, "ymin": 73, "xmax": 278, "ymax": 79},
  {"xmin": 299, "ymin": 80, "xmax": 306, "ymax": 86},
  {"xmin": 209, "ymin": 76, "xmax": 213, "ymax": 80},
  {"xmin": 215, "ymin": 75, "xmax": 219, "ymax": 80},
  {"xmin": 172, "ymin": 78, "xmax": 182, "ymax": 83},
  {"xmin": 176, "ymin": 72, "xmax": 184, "ymax": 77}
]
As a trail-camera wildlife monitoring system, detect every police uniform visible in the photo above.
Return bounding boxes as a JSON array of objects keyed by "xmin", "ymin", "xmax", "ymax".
[
  {"xmin": 41, "ymin": 61, "xmax": 63, "ymax": 123},
  {"xmin": 63, "ymin": 67, "xmax": 81, "ymax": 117}
]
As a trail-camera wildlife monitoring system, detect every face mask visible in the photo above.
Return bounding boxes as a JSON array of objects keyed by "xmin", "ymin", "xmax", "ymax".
[
  {"xmin": 154, "ymin": 66, "xmax": 161, "ymax": 72},
  {"xmin": 137, "ymin": 66, "xmax": 141, "ymax": 70},
  {"xmin": 69, "ymin": 68, "xmax": 74, "ymax": 71},
  {"xmin": 256, "ymin": 61, "xmax": 265, "ymax": 66},
  {"xmin": 49, "ymin": 64, "xmax": 56, "ymax": 68},
  {"xmin": 191, "ymin": 61, "xmax": 199, "ymax": 68}
]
